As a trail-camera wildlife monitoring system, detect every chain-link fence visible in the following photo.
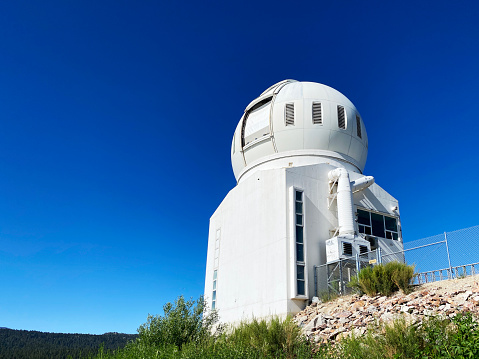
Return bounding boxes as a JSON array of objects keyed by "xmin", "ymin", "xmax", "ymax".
[
  {"xmin": 314, "ymin": 249, "xmax": 379, "ymax": 298},
  {"xmin": 314, "ymin": 258, "xmax": 359, "ymax": 299},
  {"xmin": 314, "ymin": 225, "xmax": 479, "ymax": 297}
]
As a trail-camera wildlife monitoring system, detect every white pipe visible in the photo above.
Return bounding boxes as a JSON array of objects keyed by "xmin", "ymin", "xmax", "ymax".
[
  {"xmin": 351, "ymin": 176, "xmax": 375, "ymax": 193},
  {"xmin": 328, "ymin": 168, "xmax": 355, "ymax": 236}
]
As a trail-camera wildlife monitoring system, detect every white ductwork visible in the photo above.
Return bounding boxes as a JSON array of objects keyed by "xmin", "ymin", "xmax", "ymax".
[
  {"xmin": 328, "ymin": 169, "xmax": 375, "ymax": 237},
  {"xmin": 327, "ymin": 169, "xmax": 376, "ymax": 263},
  {"xmin": 328, "ymin": 168, "xmax": 355, "ymax": 236},
  {"xmin": 351, "ymin": 176, "xmax": 375, "ymax": 193}
]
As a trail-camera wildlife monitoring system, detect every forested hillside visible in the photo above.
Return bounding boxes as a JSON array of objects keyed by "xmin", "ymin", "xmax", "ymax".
[{"xmin": 0, "ymin": 328, "xmax": 137, "ymax": 359}]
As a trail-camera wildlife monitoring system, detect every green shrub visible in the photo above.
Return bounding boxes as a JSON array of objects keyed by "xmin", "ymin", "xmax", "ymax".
[
  {"xmin": 137, "ymin": 295, "xmax": 222, "ymax": 349},
  {"xmin": 357, "ymin": 266, "xmax": 377, "ymax": 296},
  {"xmin": 90, "ymin": 306, "xmax": 479, "ymax": 359},
  {"xmin": 355, "ymin": 262, "xmax": 415, "ymax": 296},
  {"xmin": 225, "ymin": 317, "xmax": 310, "ymax": 358},
  {"xmin": 390, "ymin": 262, "xmax": 415, "ymax": 294},
  {"xmin": 337, "ymin": 318, "xmax": 422, "ymax": 359}
]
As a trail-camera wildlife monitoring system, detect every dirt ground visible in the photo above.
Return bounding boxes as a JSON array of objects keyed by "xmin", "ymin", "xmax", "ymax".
[{"xmin": 415, "ymin": 274, "xmax": 479, "ymax": 295}]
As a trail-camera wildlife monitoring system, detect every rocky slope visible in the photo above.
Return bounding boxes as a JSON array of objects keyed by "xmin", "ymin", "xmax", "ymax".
[{"xmin": 294, "ymin": 276, "xmax": 479, "ymax": 344}]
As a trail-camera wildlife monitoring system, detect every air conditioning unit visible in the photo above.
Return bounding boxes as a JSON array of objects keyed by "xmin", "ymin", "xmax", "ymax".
[{"xmin": 325, "ymin": 235, "xmax": 371, "ymax": 263}]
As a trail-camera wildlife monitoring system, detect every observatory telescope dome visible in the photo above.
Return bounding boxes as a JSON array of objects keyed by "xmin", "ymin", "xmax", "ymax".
[{"xmin": 231, "ymin": 80, "xmax": 369, "ymax": 182}]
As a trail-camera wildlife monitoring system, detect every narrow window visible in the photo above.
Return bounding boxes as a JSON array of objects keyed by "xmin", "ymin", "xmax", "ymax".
[
  {"xmin": 294, "ymin": 190, "xmax": 305, "ymax": 295},
  {"xmin": 356, "ymin": 115, "xmax": 362, "ymax": 138},
  {"xmin": 312, "ymin": 102, "xmax": 322, "ymax": 124},
  {"xmin": 337, "ymin": 105, "xmax": 346, "ymax": 129},
  {"xmin": 297, "ymin": 265, "xmax": 305, "ymax": 296},
  {"xmin": 285, "ymin": 103, "xmax": 295, "ymax": 126},
  {"xmin": 212, "ymin": 270, "xmax": 217, "ymax": 310},
  {"xmin": 212, "ymin": 229, "xmax": 221, "ymax": 310}
]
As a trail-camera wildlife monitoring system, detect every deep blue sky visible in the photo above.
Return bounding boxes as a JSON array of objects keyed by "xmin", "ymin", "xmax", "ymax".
[{"xmin": 0, "ymin": 0, "xmax": 478, "ymax": 334}]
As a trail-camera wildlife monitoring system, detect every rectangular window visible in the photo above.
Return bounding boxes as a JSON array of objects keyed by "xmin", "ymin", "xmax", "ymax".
[
  {"xmin": 312, "ymin": 102, "xmax": 322, "ymax": 124},
  {"xmin": 371, "ymin": 213, "xmax": 385, "ymax": 238},
  {"xmin": 295, "ymin": 226, "xmax": 303, "ymax": 243},
  {"xmin": 294, "ymin": 189, "xmax": 305, "ymax": 296},
  {"xmin": 212, "ymin": 269, "xmax": 217, "ymax": 310},
  {"xmin": 212, "ymin": 229, "xmax": 221, "ymax": 310},
  {"xmin": 337, "ymin": 105, "xmax": 346, "ymax": 129},
  {"xmin": 285, "ymin": 103, "xmax": 295, "ymax": 126},
  {"xmin": 356, "ymin": 115, "xmax": 362, "ymax": 138},
  {"xmin": 296, "ymin": 265, "xmax": 305, "ymax": 295},
  {"xmin": 357, "ymin": 209, "xmax": 399, "ymax": 240}
]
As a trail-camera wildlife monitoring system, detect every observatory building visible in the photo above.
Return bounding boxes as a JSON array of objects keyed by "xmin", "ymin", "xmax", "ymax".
[{"xmin": 204, "ymin": 80, "xmax": 404, "ymax": 324}]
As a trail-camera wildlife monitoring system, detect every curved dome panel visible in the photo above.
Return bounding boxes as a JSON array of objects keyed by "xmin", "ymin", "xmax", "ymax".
[{"xmin": 231, "ymin": 81, "xmax": 368, "ymax": 181}]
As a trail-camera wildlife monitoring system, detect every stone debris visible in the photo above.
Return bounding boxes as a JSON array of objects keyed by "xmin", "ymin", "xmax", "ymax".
[{"xmin": 294, "ymin": 277, "xmax": 479, "ymax": 344}]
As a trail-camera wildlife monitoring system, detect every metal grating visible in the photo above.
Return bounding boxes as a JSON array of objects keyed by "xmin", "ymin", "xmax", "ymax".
[
  {"xmin": 312, "ymin": 102, "xmax": 322, "ymax": 124},
  {"xmin": 356, "ymin": 115, "xmax": 362, "ymax": 138},
  {"xmin": 285, "ymin": 103, "xmax": 295, "ymax": 126},
  {"xmin": 337, "ymin": 105, "xmax": 346, "ymax": 129},
  {"xmin": 342, "ymin": 242, "xmax": 353, "ymax": 256}
]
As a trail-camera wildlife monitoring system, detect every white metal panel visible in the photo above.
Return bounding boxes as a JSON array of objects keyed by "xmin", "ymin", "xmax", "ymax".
[
  {"xmin": 324, "ymin": 86, "xmax": 355, "ymax": 108},
  {"xmin": 303, "ymin": 128, "xmax": 331, "ymax": 150},
  {"xmin": 328, "ymin": 130, "xmax": 352, "ymax": 155},
  {"xmin": 274, "ymin": 81, "xmax": 303, "ymax": 103},
  {"xmin": 348, "ymin": 137, "xmax": 365, "ymax": 163},
  {"xmin": 274, "ymin": 128, "xmax": 304, "ymax": 152},
  {"xmin": 243, "ymin": 138, "xmax": 275, "ymax": 166},
  {"xmin": 359, "ymin": 146, "xmax": 368, "ymax": 170},
  {"xmin": 302, "ymin": 82, "xmax": 329, "ymax": 100}
]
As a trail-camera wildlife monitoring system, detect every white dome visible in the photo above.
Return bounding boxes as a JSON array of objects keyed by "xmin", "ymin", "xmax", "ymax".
[{"xmin": 231, "ymin": 80, "xmax": 368, "ymax": 182}]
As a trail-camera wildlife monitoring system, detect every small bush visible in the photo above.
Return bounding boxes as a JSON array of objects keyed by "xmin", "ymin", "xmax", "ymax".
[
  {"xmin": 226, "ymin": 317, "xmax": 312, "ymax": 358},
  {"xmin": 338, "ymin": 318, "xmax": 422, "ymax": 359},
  {"xmin": 137, "ymin": 295, "xmax": 222, "ymax": 349},
  {"xmin": 357, "ymin": 266, "xmax": 377, "ymax": 296},
  {"xmin": 337, "ymin": 312, "xmax": 479, "ymax": 359},
  {"xmin": 390, "ymin": 262, "xmax": 415, "ymax": 294},
  {"xmin": 355, "ymin": 262, "xmax": 415, "ymax": 296}
]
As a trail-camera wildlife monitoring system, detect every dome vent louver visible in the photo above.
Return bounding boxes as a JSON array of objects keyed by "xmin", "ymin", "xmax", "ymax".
[
  {"xmin": 285, "ymin": 103, "xmax": 295, "ymax": 126},
  {"xmin": 337, "ymin": 105, "xmax": 346, "ymax": 129},
  {"xmin": 312, "ymin": 102, "xmax": 322, "ymax": 125},
  {"xmin": 356, "ymin": 115, "xmax": 362, "ymax": 138}
]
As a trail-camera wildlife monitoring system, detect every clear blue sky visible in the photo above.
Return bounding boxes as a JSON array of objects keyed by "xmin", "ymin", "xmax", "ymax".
[{"xmin": 0, "ymin": 0, "xmax": 478, "ymax": 334}]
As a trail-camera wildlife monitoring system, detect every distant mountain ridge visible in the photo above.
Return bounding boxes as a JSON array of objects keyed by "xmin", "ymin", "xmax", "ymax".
[{"xmin": 0, "ymin": 328, "xmax": 137, "ymax": 359}]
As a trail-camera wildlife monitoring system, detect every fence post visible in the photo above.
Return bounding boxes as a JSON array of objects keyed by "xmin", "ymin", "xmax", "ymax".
[
  {"xmin": 314, "ymin": 265, "xmax": 318, "ymax": 297},
  {"xmin": 339, "ymin": 260, "xmax": 344, "ymax": 295},
  {"xmin": 444, "ymin": 231, "xmax": 453, "ymax": 279},
  {"xmin": 355, "ymin": 253, "xmax": 360, "ymax": 274},
  {"xmin": 377, "ymin": 247, "xmax": 382, "ymax": 265}
]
